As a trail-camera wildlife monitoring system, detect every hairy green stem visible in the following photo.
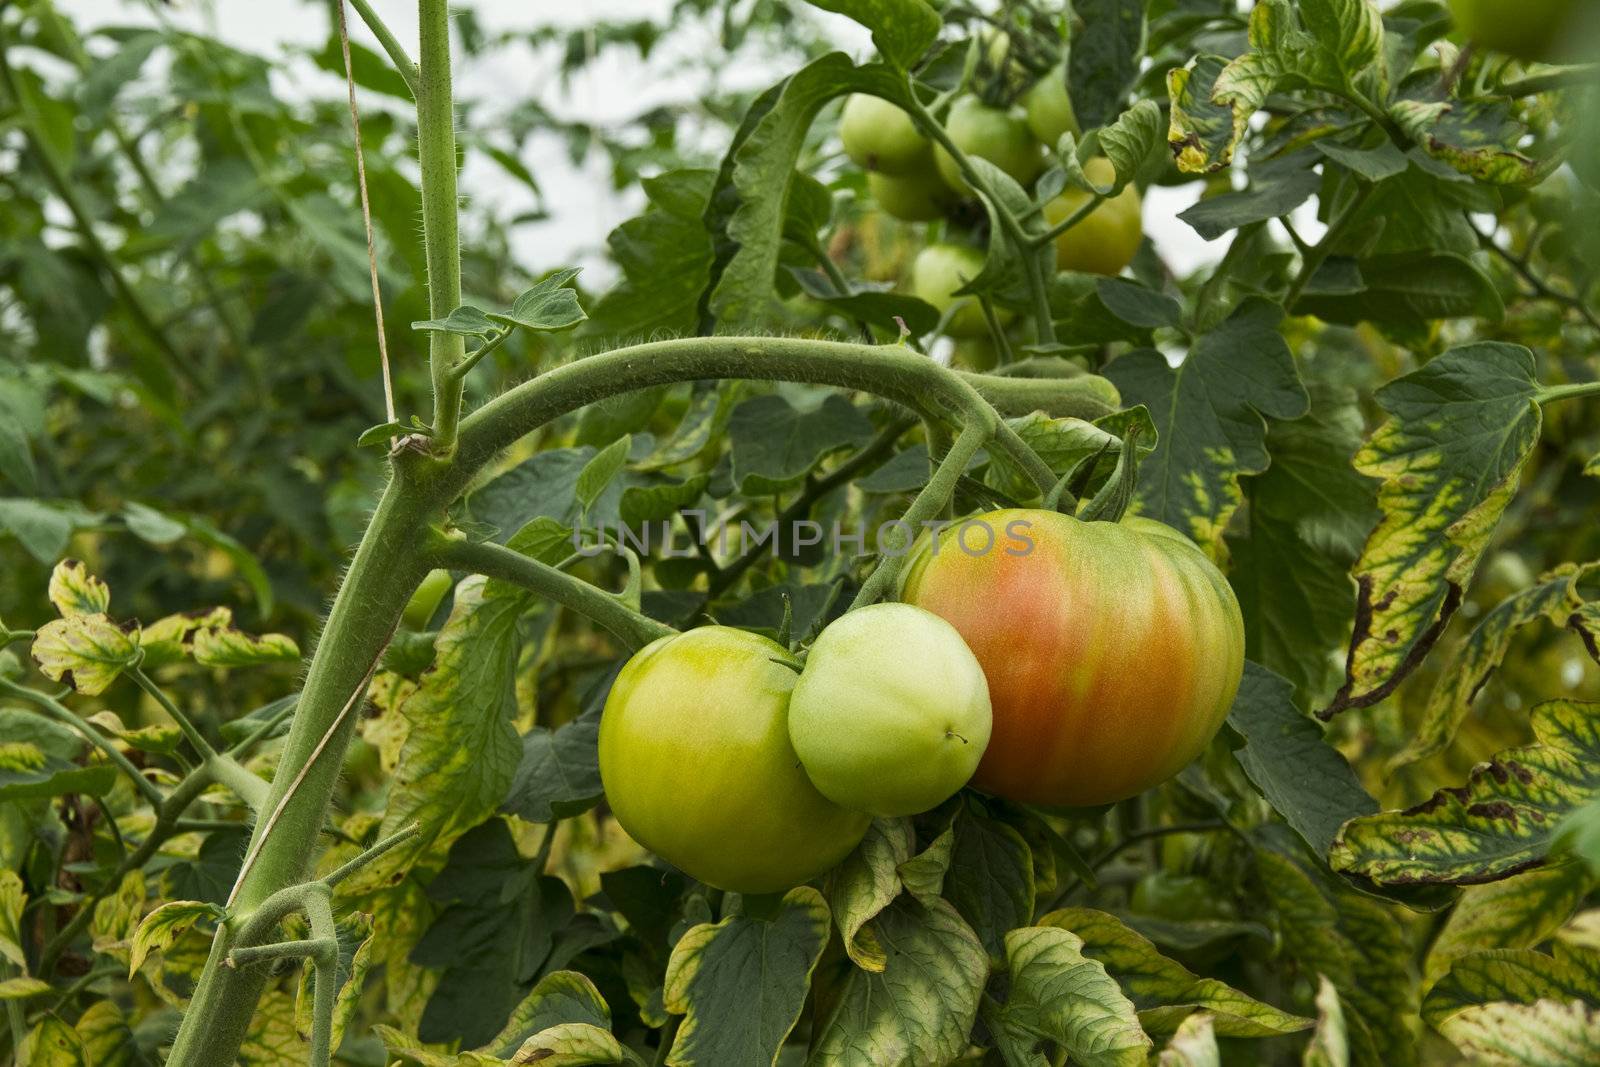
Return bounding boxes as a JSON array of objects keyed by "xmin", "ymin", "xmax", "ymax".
[
  {"xmin": 418, "ymin": 0, "xmax": 467, "ymax": 452},
  {"xmin": 851, "ymin": 422, "xmax": 990, "ymax": 609},
  {"xmin": 434, "ymin": 538, "xmax": 676, "ymax": 650},
  {"xmin": 1538, "ymin": 380, "xmax": 1600, "ymax": 405},
  {"xmin": 345, "ymin": 0, "xmax": 421, "ymax": 95}
]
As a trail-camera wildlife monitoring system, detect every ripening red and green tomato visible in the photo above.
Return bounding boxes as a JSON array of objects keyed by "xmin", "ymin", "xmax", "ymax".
[
  {"xmin": 1043, "ymin": 158, "xmax": 1144, "ymax": 276},
  {"xmin": 867, "ymin": 169, "xmax": 964, "ymax": 223},
  {"xmin": 1449, "ymin": 0, "xmax": 1576, "ymax": 61},
  {"xmin": 788, "ymin": 603, "xmax": 992, "ymax": 817},
  {"xmin": 898, "ymin": 509, "xmax": 1245, "ymax": 807},
  {"xmin": 934, "ymin": 96, "xmax": 1046, "ymax": 195},
  {"xmin": 840, "ymin": 94, "xmax": 930, "ymax": 175},
  {"xmin": 911, "ymin": 243, "xmax": 1012, "ymax": 338},
  {"xmin": 1023, "ymin": 64, "xmax": 1079, "ymax": 150},
  {"xmin": 597, "ymin": 627, "xmax": 869, "ymax": 893},
  {"xmin": 402, "ymin": 568, "xmax": 452, "ymax": 630}
]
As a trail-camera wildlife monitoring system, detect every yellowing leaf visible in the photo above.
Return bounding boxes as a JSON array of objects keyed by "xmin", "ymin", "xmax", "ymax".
[
  {"xmin": 1000, "ymin": 924, "xmax": 1152, "ymax": 1067},
  {"xmin": 47, "ymin": 558, "xmax": 109, "ymax": 617},
  {"xmin": 32, "ymin": 613, "xmax": 139, "ymax": 695},
  {"xmin": 0, "ymin": 975, "xmax": 52, "ymax": 999},
  {"xmin": 192, "ymin": 626, "xmax": 300, "ymax": 667},
  {"xmin": 140, "ymin": 606, "xmax": 232, "ymax": 667},
  {"xmin": 129, "ymin": 899, "xmax": 225, "ymax": 977}
]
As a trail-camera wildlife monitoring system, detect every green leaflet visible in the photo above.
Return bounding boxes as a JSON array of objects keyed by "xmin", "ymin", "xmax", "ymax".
[
  {"xmin": 999, "ymin": 924, "xmax": 1152, "ymax": 1067},
  {"xmin": 1256, "ymin": 835, "xmax": 1417, "ymax": 1066},
  {"xmin": 1104, "ymin": 298, "xmax": 1308, "ymax": 558},
  {"xmin": 346, "ymin": 576, "xmax": 529, "ymax": 893},
  {"xmin": 1394, "ymin": 563, "xmax": 1600, "ymax": 770},
  {"xmin": 1324, "ymin": 342, "xmax": 1543, "ymax": 718},
  {"xmin": 0, "ymin": 707, "xmax": 118, "ymax": 802},
  {"xmin": 806, "ymin": 896, "xmax": 986, "ymax": 1067},
  {"xmin": 1332, "ymin": 700, "xmax": 1600, "ymax": 886},
  {"xmin": 661, "ymin": 888, "xmax": 830, "ymax": 1067},
  {"xmin": 946, "ymin": 801, "xmax": 1036, "ymax": 962},
  {"xmin": 826, "ymin": 818, "xmax": 916, "ymax": 972},
  {"xmin": 1424, "ymin": 942, "xmax": 1600, "ymax": 1031},
  {"xmin": 1039, "ymin": 907, "xmax": 1312, "ymax": 1038},
  {"xmin": 798, "ymin": 0, "xmax": 939, "ymax": 70},
  {"xmin": 1424, "ymin": 862, "xmax": 1596, "ymax": 989},
  {"xmin": 704, "ymin": 55, "xmax": 908, "ymax": 331}
]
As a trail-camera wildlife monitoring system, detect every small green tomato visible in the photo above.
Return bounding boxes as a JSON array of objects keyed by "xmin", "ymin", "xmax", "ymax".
[{"xmin": 788, "ymin": 603, "xmax": 992, "ymax": 817}]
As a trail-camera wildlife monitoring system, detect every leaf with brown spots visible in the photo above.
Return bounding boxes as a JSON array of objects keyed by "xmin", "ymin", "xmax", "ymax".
[{"xmin": 1332, "ymin": 699, "xmax": 1600, "ymax": 886}]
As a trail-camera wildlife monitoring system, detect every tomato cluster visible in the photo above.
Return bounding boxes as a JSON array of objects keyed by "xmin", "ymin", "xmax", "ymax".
[
  {"xmin": 595, "ymin": 511, "xmax": 1243, "ymax": 893},
  {"xmin": 839, "ymin": 66, "xmax": 1144, "ymax": 352}
]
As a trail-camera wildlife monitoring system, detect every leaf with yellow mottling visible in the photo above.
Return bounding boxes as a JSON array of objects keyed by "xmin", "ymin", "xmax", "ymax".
[
  {"xmin": 140, "ymin": 605, "xmax": 232, "ymax": 667},
  {"xmin": 1325, "ymin": 342, "xmax": 1543, "ymax": 718},
  {"xmin": 32, "ymin": 613, "xmax": 139, "ymax": 695},
  {"xmin": 191, "ymin": 625, "xmax": 300, "ymax": 667},
  {"xmin": 295, "ymin": 911, "xmax": 374, "ymax": 1052},
  {"xmin": 1332, "ymin": 700, "xmax": 1600, "ymax": 886},
  {"xmin": 129, "ymin": 899, "xmax": 223, "ymax": 977},
  {"xmin": 90, "ymin": 869, "xmax": 145, "ymax": 962},
  {"xmin": 17, "ymin": 1016, "xmax": 84, "ymax": 1066},
  {"xmin": 239, "ymin": 990, "xmax": 310, "ymax": 1066},
  {"xmin": 1439, "ymin": 998, "xmax": 1600, "ymax": 1064},
  {"xmin": 77, "ymin": 1000, "xmax": 141, "ymax": 1067},
  {"xmin": 1424, "ymin": 861, "xmax": 1595, "ymax": 988},
  {"xmin": 47, "ymin": 558, "xmax": 109, "ymax": 617}
]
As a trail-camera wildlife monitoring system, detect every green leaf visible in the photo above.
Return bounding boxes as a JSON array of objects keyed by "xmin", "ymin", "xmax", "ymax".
[
  {"xmin": 576, "ymin": 436, "xmax": 632, "ymax": 518},
  {"xmin": 191, "ymin": 627, "xmax": 300, "ymax": 668},
  {"xmin": 1256, "ymin": 833, "xmax": 1417, "ymax": 1066},
  {"xmin": 1314, "ymin": 139, "xmax": 1408, "ymax": 181},
  {"xmin": 619, "ymin": 474, "xmax": 709, "ymax": 528},
  {"xmin": 412, "ymin": 304, "xmax": 498, "ymax": 338},
  {"xmin": 1227, "ymin": 663, "xmax": 1377, "ymax": 856},
  {"xmin": 1326, "ymin": 342, "xmax": 1542, "ymax": 717},
  {"xmin": 32, "ymin": 614, "xmax": 139, "ymax": 695},
  {"xmin": 1105, "ymin": 298, "xmax": 1309, "ymax": 556},
  {"xmin": 807, "ymin": 896, "xmax": 986, "ymax": 1067},
  {"xmin": 1178, "ymin": 154, "xmax": 1322, "ymax": 241},
  {"xmin": 0, "ymin": 498, "xmax": 81, "ymax": 563},
  {"xmin": 728, "ymin": 393, "xmax": 874, "ymax": 494},
  {"xmin": 799, "ymin": 0, "xmax": 940, "ymax": 70},
  {"xmin": 47, "ymin": 559, "xmax": 110, "ymax": 618},
  {"xmin": 129, "ymin": 900, "xmax": 225, "ymax": 977},
  {"xmin": 946, "ymin": 801, "xmax": 1036, "ymax": 961},
  {"xmin": 1040, "ymin": 908, "xmax": 1312, "ymax": 1037},
  {"xmin": 0, "ymin": 408, "xmax": 36, "ymax": 493},
  {"xmin": 1233, "ymin": 384, "xmax": 1377, "ymax": 706},
  {"xmin": 1437, "ymin": 998, "xmax": 1600, "ymax": 1064},
  {"xmin": 662, "ymin": 887, "xmax": 830, "ymax": 1067},
  {"xmin": 1294, "ymin": 251, "xmax": 1504, "ymax": 331},
  {"xmin": 121, "ymin": 159, "xmax": 265, "ymax": 256},
  {"xmin": 1424, "ymin": 862, "xmax": 1596, "ymax": 989},
  {"xmin": 357, "ymin": 421, "xmax": 410, "ymax": 448},
  {"xmin": 582, "ymin": 170, "xmax": 716, "ymax": 343},
  {"xmin": 999, "ymin": 924, "xmax": 1152, "ymax": 1067},
  {"xmin": 122, "ymin": 501, "xmax": 187, "ymax": 546},
  {"xmin": 1332, "ymin": 699, "xmax": 1600, "ymax": 886},
  {"xmin": 0, "ymin": 708, "xmax": 118, "ymax": 802},
  {"xmin": 489, "ymin": 268, "xmax": 586, "ymax": 334},
  {"xmin": 825, "ymin": 818, "xmax": 915, "ymax": 971},
  {"xmin": 347, "ymin": 577, "xmax": 529, "ymax": 892},
  {"xmin": 785, "ymin": 269, "xmax": 941, "ymax": 338},
  {"xmin": 1424, "ymin": 942, "xmax": 1600, "ymax": 1031},
  {"xmin": 1395, "ymin": 564, "xmax": 1600, "ymax": 769},
  {"xmin": 500, "ymin": 706, "xmax": 604, "ymax": 824},
  {"xmin": 705, "ymin": 55, "xmax": 908, "ymax": 330},
  {"xmin": 1069, "ymin": 0, "xmax": 1147, "ymax": 129},
  {"xmin": 482, "ymin": 970, "xmax": 614, "ymax": 1059}
]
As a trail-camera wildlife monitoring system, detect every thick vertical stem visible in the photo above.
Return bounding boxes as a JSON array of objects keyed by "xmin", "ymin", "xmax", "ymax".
[
  {"xmin": 417, "ymin": 0, "xmax": 466, "ymax": 451},
  {"xmin": 164, "ymin": 473, "xmax": 433, "ymax": 1065}
]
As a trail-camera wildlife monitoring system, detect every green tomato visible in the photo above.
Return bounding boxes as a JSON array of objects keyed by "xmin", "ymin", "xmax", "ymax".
[
  {"xmin": 840, "ymin": 94, "xmax": 931, "ymax": 176},
  {"xmin": 868, "ymin": 169, "xmax": 964, "ymax": 223},
  {"xmin": 788, "ymin": 604, "xmax": 992, "ymax": 817},
  {"xmin": 1023, "ymin": 64, "xmax": 1079, "ymax": 150},
  {"xmin": 933, "ymin": 96, "xmax": 1045, "ymax": 195},
  {"xmin": 597, "ymin": 627, "xmax": 870, "ymax": 893},
  {"xmin": 1449, "ymin": 0, "xmax": 1576, "ymax": 61},
  {"xmin": 910, "ymin": 243, "xmax": 1013, "ymax": 338},
  {"xmin": 402, "ymin": 568, "xmax": 452, "ymax": 630},
  {"xmin": 1043, "ymin": 157, "xmax": 1144, "ymax": 277}
]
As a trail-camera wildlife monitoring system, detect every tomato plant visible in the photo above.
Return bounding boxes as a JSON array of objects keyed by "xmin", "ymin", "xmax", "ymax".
[{"xmin": 2, "ymin": 0, "xmax": 1599, "ymax": 1065}]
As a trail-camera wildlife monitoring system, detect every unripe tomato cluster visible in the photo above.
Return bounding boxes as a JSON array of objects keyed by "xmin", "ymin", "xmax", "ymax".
[
  {"xmin": 837, "ymin": 52, "xmax": 1145, "ymax": 351},
  {"xmin": 596, "ymin": 511, "xmax": 1245, "ymax": 893}
]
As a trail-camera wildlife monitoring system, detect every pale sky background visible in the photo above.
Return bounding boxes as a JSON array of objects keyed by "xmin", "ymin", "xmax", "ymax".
[{"xmin": 56, "ymin": 0, "xmax": 1276, "ymax": 285}]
